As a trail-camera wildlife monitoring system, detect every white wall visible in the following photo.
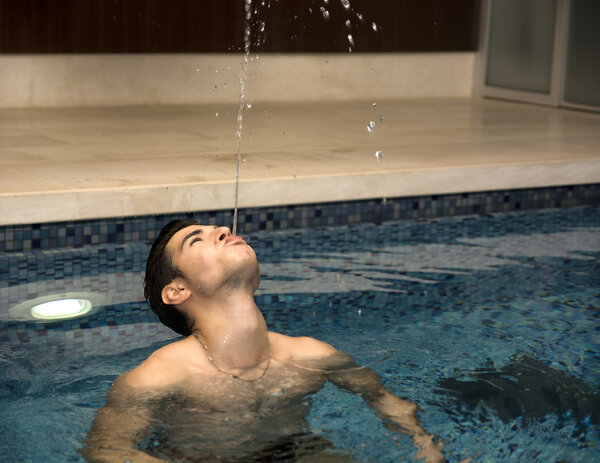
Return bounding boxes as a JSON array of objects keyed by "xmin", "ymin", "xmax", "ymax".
[{"xmin": 0, "ymin": 53, "xmax": 476, "ymax": 108}]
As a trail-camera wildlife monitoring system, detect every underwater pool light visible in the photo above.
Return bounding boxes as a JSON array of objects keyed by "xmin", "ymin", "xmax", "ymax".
[
  {"xmin": 8, "ymin": 292, "xmax": 106, "ymax": 323},
  {"xmin": 30, "ymin": 298, "xmax": 92, "ymax": 320}
]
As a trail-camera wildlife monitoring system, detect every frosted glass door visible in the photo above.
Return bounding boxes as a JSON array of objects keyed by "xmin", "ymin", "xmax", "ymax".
[
  {"xmin": 485, "ymin": 0, "xmax": 557, "ymax": 94},
  {"xmin": 562, "ymin": 0, "xmax": 600, "ymax": 108}
]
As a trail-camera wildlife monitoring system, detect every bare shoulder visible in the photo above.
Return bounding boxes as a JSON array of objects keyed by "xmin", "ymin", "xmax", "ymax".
[
  {"xmin": 269, "ymin": 331, "xmax": 337, "ymax": 360},
  {"xmin": 123, "ymin": 337, "xmax": 193, "ymax": 389}
]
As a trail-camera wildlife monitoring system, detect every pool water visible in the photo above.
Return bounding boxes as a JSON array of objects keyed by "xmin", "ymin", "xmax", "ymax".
[{"xmin": 1, "ymin": 206, "xmax": 599, "ymax": 462}]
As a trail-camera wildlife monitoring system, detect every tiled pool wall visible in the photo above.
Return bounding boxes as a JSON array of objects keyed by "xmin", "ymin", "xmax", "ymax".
[
  {"xmin": 2, "ymin": 184, "xmax": 599, "ymax": 253},
  {"xmin": 1, "ymin": 185, "xmax": 598, "ymax": 351}
]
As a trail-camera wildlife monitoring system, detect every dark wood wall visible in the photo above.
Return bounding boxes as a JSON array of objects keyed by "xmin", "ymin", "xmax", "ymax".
[{"xmin": 0, "ymin": 0, "xmax": 480, "ymax": 53}]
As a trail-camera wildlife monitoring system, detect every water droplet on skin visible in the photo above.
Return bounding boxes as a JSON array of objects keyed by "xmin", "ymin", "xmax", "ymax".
[
  {"xmin": 372, "ymin": 102, "xmax": 377, "ymax": 108},
  {"xmin": 324, "ymin": 0, "xmax": 329, "ymax": 3},
  {"xmin": 243, "ymin": 157, "xmax": 246, "ymax": 163},
  {"xmin": 215, "ymin": 112, "xmax": 219, "ymax": 117},
  {"xmin": 260, "ymin": 21, "xmax": 265, "ymax": 32},
  {"xmin": 347, "ymin": 34, "xmax": 354, "ymax": 47},
  {"xmin": 224, "ymin": 82, "xmax": 228, "ymax": 88},
  {"xmin": 372, "ymin": 22, "xmax": 378, "ymax": 32},
  {"xmin": 320, "ymin": 7, "xmax": 330, "ymax": 19},
  {"xmin": 246, "ymin": 102, "xmax": 252, "ymax": 109},
  {"xmin": 356, "ymin": 13, "xmax": 363, "ymax": 21},
  {"xmin": 367, "ymin": 121, "xmax": 375, "ymax": 133},
  {"xmin": 308, "ymin": 7, "xmax": 312, "ymax": 13},
  {"xmin": 325, "ymin": 58, "xmax": 328, "ymax": 64},
  {"xmin": 379, "ymin": 115, "xmax": 385, "ymax": 121},
  {"xmin": 375, "ymin": 150, "xmax": 383, "ymax": 160},
  {"xmin": 345, "ymin": 19, "xmax": 351, "ymax": 29},
  {"xmin": 341, "ymin": 0, "xmax": 350, "ymax": 10}
]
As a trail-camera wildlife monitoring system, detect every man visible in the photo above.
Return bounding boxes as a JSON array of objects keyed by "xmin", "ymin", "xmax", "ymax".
[{"xmin": 80, "ymin": 220, "xmax": 449, "ymax": 462}]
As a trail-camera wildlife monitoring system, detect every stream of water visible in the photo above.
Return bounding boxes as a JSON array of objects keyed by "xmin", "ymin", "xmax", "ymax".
[{"xmin": 232, "ymin": 0, "xmax": 253, "ymax": 235}]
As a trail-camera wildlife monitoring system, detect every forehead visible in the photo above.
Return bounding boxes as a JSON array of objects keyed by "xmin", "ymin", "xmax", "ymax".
[{"xmin": 167, "ymin": 225, "xmax": 214, "ymax": 254}]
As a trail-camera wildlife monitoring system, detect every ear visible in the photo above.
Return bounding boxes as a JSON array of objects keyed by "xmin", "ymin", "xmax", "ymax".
[{"xmin": 161, "ymin": 278, "xmax": 191, "ymax": 306}]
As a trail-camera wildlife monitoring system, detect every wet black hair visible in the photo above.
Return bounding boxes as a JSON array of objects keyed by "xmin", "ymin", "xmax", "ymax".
[{"xmin": 144, "ymin": 219, "xmax": 198, "ymax": 336}]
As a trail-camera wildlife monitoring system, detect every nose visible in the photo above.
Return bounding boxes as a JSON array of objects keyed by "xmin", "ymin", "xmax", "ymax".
[{"xmin": 215, "ymin": 226, "xmax": 231, "ymax": 242}]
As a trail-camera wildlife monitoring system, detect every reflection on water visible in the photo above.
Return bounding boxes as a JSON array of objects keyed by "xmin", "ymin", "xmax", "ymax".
[{"xmin": 436, "ymin": 355, "xmax": 600, "ymax": 439}]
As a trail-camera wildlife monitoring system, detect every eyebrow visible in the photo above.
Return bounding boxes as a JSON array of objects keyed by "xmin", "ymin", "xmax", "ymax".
[{"xmin": 181, "ymin": 229, "xmax": 203, "ymax": 250}]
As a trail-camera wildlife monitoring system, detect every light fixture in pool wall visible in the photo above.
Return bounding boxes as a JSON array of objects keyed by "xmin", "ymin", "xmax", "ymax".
[{"xmin": 8, "ymin": 292, "xmax": 107, "ymax": 323}]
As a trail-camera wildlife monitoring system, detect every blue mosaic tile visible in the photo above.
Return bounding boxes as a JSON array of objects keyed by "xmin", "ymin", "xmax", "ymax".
[{"xmin": 1, "ymin": 184, "xmax": 598, "ymax": 253}]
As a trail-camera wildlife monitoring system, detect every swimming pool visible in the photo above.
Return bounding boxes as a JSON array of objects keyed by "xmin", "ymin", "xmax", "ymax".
[{"xmin": 1, "ymin": 205, "xmax": 599, "ymax": 462}]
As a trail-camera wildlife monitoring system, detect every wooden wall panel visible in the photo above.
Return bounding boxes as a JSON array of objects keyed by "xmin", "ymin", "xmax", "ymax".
[{"xmin": 0, "ymin": 0, "xmax": 480, "ymax": 53}]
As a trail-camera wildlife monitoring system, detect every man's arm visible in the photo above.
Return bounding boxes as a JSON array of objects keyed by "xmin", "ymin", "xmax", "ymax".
[
  {"xmin": 290, "ymin": 338, "xmax": 446, "ymax": 463},
  {"xmin": 327, "ymin": 352, "xmax": 446, "ymax": 463},
  {"xmin": 78, "ymin": 375, "xmax": 165, "ymax": 463}
]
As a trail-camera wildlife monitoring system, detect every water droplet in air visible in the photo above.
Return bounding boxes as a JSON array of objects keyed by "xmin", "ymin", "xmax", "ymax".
[
  {"xmin": 341, "ymin": 0, "xmax": 350, "ymax": 10},
  {"xmin": 367, "ymin": 121, "xmax": 375, "ymax": 133},
  {"xmin": 347, "ymin": 34, "xmax": 354, "ymax": 47},
  {"xmin": 345, "ymin": 19, "xmax": 351, "ymax": 29},
  {"xmin": 356, "ymin": 13, "xmax": 363, "ymax": 21},
  {"xmin": 260, "ymin": 21, "xmax": 265, "ymax": 32},
  {"xmin": 324, "ymin": 0, "xmax": 329, "ymax": 3},
  {"xmin": 308, "ymin": 7, "xmax": 312, "ymax": 13},
  {"xmin": 372, "ymin": 22, "xmax": 378, "ymax": 32},
  {"xmin": 375, "ymin": 150, "xmax": 383, "ymax": 160},
  {"xmin": 320, "ymin": 7, "xmax": 330, "ymax": 19}
]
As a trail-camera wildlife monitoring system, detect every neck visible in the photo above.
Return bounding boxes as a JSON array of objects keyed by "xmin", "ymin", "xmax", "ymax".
[{"xmin": 190, "ymin": 290, "xmax": 270, "ymax": 373}]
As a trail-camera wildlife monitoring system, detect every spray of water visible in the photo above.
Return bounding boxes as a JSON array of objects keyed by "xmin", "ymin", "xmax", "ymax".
[{"xmin": 232, "ymin": 0, "xmax": 252, "ymax": 236}]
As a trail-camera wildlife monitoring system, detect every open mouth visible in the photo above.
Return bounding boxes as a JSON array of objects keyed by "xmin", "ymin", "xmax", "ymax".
[{"xmin": 225, "ymin": 235, "xmax": 245, "ymax": 245}]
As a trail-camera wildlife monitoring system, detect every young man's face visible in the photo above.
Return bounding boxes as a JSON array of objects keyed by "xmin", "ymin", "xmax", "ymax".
[{"xmin": 165, "ymin": 225, "xmax": 260, "ymax": 296}]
